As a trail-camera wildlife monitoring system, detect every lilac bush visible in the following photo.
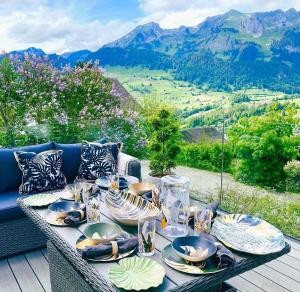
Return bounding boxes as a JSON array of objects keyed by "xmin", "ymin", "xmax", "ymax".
[{"xmin": 0, "ymin": 53, "xmax": 146, "ymax": 155}]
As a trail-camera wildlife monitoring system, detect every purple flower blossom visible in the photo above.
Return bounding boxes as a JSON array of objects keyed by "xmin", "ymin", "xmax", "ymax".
[{"xmin": 0, "ymin": 54, "xmax": 147, "ymax": 153}]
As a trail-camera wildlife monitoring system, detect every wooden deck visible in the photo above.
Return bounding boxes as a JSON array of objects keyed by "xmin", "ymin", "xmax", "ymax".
[{"xmin": 0, "ymin": 237, "xmax": 299, "ymax": 292}]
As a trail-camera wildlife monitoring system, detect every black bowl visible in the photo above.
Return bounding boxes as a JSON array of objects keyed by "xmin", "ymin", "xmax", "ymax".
[{"xmin": 172, "ymin": 235, "xmax": 217, "ymax": 262}]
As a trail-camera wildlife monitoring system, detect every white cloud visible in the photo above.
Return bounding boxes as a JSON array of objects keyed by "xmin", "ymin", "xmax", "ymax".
[
  {"xmin": 0, "ymin": 1, "xmax": 136, "ymax": 53},
  {"xmin": 139, "ymin": 0, "xmax": 300, "ymax": 28},
  {"xmin": 0, "ymin": 0, "xmax": 300, "ymax": 53}
]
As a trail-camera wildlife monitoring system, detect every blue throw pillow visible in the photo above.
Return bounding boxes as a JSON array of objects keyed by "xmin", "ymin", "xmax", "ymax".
[
  {"xmin": 54, "ymin": 138, "xmax": 108, "ymax": 182},
  {"xmin": 78, "ymin": 141, "xmax": 119, "ymax": 180},
  {"xmin": 14, "ymin": 150, "xmax": 67, "ymax": 194},
  {"xmin": 0, "ymin": 142, "xmax": 54, "ymax": 193}
]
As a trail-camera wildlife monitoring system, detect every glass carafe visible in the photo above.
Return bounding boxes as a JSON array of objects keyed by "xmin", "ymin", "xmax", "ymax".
[{"xmin": 161, "ymin": 175, "xmax": 190, "ymax": 237}]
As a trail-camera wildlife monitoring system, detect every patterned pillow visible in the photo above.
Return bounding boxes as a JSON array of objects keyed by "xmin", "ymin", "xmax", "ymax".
[
  {"xmin": 78, "ymin": 141, "xmax": 119, "ymax": 180},
  {"xmin": 14, "ymin": 150, "xmax": 67, "ymax": 194}
]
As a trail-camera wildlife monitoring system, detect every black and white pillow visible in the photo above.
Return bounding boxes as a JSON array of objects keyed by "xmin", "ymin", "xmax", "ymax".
[
  {"xmin": 78, "ymin": 141, "xmax": 119, "ymax": 180},
  {"xmin": 14, "ymin": 150, "xmax": 67, "ymax": 194}
]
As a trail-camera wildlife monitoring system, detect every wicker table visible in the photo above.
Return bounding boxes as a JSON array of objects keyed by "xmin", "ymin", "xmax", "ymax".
[{"xmin": 18, "ymin": 197, "xmax": 290, "ymax": 292}]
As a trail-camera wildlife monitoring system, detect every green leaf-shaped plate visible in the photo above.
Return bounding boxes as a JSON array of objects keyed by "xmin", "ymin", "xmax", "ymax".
[
  {"xmin": 108, "ymin": 256, "xmax": 165, "ymax": 291},
  {"xmin": 23, "ymin": 193, "xmax": 59, "ymax": 207}
]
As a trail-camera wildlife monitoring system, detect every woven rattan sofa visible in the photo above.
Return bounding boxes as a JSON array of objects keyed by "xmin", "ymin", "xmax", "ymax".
[{"xmin": 0, "ymin": 140, "xmax": 141, "ymax": 258}]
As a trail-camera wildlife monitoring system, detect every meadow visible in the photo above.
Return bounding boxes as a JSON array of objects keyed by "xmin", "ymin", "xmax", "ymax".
[{"xmin": 104, "ymin": 66, "xmax": 300, "ymax": 128}]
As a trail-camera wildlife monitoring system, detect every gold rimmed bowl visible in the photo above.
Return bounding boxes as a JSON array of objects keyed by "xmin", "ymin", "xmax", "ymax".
[
  {"xmin": 105, "ymin": 190, "xmax": 160, "ymax": 226},
  {"xmin": 83, "ymin": 223, "xmax": 125, "ymax": 245},
  {"xmin": 129, "ymin": 182, "xmax": 155, "ymax": 196}
]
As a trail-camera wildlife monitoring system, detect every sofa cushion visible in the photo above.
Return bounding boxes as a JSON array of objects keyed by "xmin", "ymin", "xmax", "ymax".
[
  {"xmin": 14, "ymin": 150, "xmax": 67, "ymax": 194},
  {"xmin": 78, "ymin": 141, "xmax": 119, "ymax": 180},
  {"xmin": 0, "ymin": 191, "xmax": 24, "ymax": 222},
  {"xmin": 54, "ymin": 138, "xmax": 107, "ymax": 182},
  {"xmin": 0, "ymin": 142, "xmax": 54, "ymax": 193}
]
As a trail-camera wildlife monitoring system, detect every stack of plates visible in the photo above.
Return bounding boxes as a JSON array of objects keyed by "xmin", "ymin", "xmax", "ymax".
[
  {"xmin": 75, "ymin": 223, "xmax": 135, "ymax": 262},
  {"xmin": 161, "ymin": 235, "xmax": 224, "ymax": 275},
  {"xmin": 44, "ymin": 201, "xmax": 86, "ymax": 226}
]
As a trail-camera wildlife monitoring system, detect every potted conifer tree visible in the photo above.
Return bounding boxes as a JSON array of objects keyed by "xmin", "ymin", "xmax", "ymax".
[{"xmin": 147, "ymin": 107, "xmax": 181, "ymax": 184}]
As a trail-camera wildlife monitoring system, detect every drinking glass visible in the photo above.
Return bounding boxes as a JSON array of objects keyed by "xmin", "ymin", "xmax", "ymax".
[
  {"xmin": 160, "ymin": 175, "xmax": 190, "ymax": 237},
  {"xmin": 82, "ymin": 182, "xmax": 94, "ymax": 203},
  {"xmin": 138, "ymin": 216, "xmax": 156, "ymax": 256},
  {"xmin": 74, "ymin": 179, "xmax": 94, "ymax": 203},
  {"xmin": 152, "ymin": 184, "xmax": 162, "ymax": 209},
  {"xmin": 74, "ymin": 178, "xmax": 85, "ymax": 203},
  {"xmin": 107, "ymin": 173, "xmax": 119, "ymax": 191},
  {"xmin": 86, "ymin": 193, "xmax": 101, "ymax": 224},
  {"xmin": 194, "ymin": 205, "xmax": 213, "ymax": 234}
]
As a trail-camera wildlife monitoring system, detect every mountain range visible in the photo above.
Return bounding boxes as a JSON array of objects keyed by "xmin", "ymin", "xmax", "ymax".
[{"xmin": 5, "ymin": 8, "xmax": 300, "ymax": 93}]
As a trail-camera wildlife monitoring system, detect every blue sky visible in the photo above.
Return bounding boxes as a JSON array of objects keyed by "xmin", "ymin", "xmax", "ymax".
[
  {"xmin": 0, "ymin": 0, "xmax": 299, "ymax": 54},
  {"xmin": 47, "ymin": 0, "xmax": 143, "ymax": 23}
]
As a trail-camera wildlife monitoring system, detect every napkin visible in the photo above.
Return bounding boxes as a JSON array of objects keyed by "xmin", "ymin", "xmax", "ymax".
[
  {"xmin": 81, "ymin": 237, "xmax": 138, "ymax": 259},
  {"xmin": 64, "ymin": 206, "xmax": 86, "ymax": 227},
  {"xmin": 200, "ymin": 232, "xmax": 235, "ymax": 269}
]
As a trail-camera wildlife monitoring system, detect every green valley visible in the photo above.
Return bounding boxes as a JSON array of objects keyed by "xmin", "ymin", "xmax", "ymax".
[{"xmin": 105, "ymin": 65, "xmax": 300, "ymax": 128}]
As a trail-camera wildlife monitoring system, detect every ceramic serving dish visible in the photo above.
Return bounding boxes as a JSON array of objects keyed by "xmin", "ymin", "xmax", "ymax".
[
  {"xmin": 95, "ymin": 175, "xmax": 139, "ymax": 189},
  {"xmin": 83, "ymin": 223, "xmax": 124, "ymax": 244},
  {"xmin": 172, "ymin": 236, "xmax": 217, "ymax": 262},
  {"xmin": 211, "ymin": 214, "xmax": 285, "ymax": 255},
  {"xmin": 105, "ymin": 190, "xmax": 160, "ymax": 226},
  {"xmin": 129, "ymin": 182, "xmax": 155, "ymax": 196},
  {"xmin": 48, "ymin": 201, "xmax": 85, "ymax": 218},
  {"xmin": 161, "ymin": 244, "xmax": 225, "ymax": 275},
  {"xmin": 23, "ymin": 193, "xmax": 59, "ymax": 207},
  {"xmin": 108, "ymin": 256, "xmax": 165, "ymax": 290}
]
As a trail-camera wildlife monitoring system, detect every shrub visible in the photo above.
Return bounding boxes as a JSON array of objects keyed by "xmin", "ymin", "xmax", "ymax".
[
  {"xmin": 177, "ymin": 142, "xmax": 232, "ymax": 172},
  {"xmin": 284, "ymin": 160, "xmax": 300, "ymax": 193},
  {"xmin": 0, "ymin": 54, "xmax": 147, "ymax": 155},
  {"xmin": 148, "ymin": 107, "xmax": 181, "ymax": 177},
  {"xmin": 228, "ymin": 103, "xmax": 299, "ymax": 189},
  {"xmin": 231, "ymin": 94, "xmax": 251, "ymax": 104}
]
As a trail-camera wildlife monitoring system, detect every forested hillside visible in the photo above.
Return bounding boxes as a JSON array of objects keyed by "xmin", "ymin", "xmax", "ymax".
[{"xmin": 5, "ymin": 9, "xmax": 300, "ymax": 93}]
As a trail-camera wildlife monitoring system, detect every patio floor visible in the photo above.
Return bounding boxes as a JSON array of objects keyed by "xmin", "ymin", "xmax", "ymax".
[{"xmin": 0, "ymin": 237, "xmax": 299, "ymax": 292}]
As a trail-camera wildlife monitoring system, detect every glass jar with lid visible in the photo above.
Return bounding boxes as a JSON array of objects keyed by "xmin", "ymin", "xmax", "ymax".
[{"xmin": 160, "ymin": 175, "xmax": 190, "ymax": 237}]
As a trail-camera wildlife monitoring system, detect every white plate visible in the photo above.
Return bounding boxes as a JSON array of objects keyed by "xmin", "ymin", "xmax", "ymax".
[{"xmin": 211, "ymin": 214, "xmax": 285, "ymax": 255}]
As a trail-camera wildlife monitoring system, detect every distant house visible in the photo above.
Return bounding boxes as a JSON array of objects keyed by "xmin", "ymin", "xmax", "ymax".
[{"xmin": 181, "ymin": 126, "xmax": 224, "ymax": 143}]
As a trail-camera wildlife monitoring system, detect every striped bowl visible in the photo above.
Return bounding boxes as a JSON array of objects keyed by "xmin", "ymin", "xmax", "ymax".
[{"xmin": 105, "ymin": 190, "xmax": 160, "ymax": 226}]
